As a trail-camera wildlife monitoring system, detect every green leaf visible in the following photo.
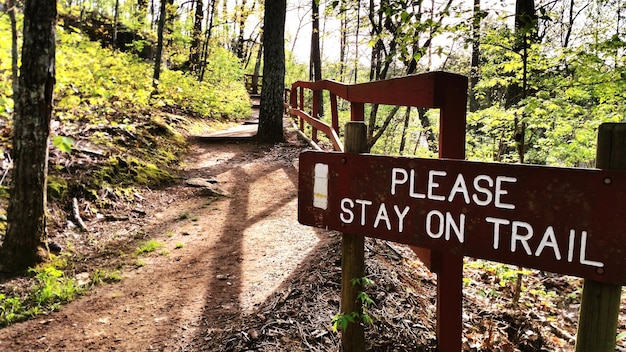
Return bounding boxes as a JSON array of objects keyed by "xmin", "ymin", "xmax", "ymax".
[{"xmin": 52, "ymin": 136, "xmax": 74, "ymax": 154}]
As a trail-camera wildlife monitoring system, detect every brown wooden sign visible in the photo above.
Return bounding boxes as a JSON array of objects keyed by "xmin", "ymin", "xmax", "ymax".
[{"xmin": 298, "ymin": 151, "xmax": 626, "ymax": 285}]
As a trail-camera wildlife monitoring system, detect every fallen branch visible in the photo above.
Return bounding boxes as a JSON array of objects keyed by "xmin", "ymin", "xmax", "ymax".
[{"xmin": 72, "ymin": 197, "xmax": 88, "ymax": 232}]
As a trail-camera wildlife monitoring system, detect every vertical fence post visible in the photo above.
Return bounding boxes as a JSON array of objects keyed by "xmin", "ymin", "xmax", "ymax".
[
  {"xmin": 312, "ymin": 90, "xmax": 320, "ymax": 143},
  {"xmin": 340, "ymin": 121, "xmax": 368, "ymax": 352},
  {"xmin": 431, "ymin": 74, "xmax": 467, "ymax": 352},
  {"xmin": 299, "ymin": 87, "xmax": 305, "ymax": 131},
  {"xmin": 575, "ymin": 123, "xmax": 624, "ymax": 352},
  {"xmin": 330, "ymin": 93, "xmax": 339, "ymax": 134}
]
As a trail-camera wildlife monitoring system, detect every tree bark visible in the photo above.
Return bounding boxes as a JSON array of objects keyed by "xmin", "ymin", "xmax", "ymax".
[
  {"xmin": 199, "ymin": 0, "xmax": 217, "ymax": 81},
  {"xmin": 338, "ymin": 0, "xmax": 347, "ymax": 82},
  {"xmin": 257, "ymin": 0, "xmax": 286, "ymax": 143},
  {"xmin": 398, "ymin": 107, "xmax": 410, "ymax": 154},
  {"xmin": 235, "ymin": 0, "xmax": 248, "ymax": 59},
  {"xmin": 310, "ymin": 0, "xmax": 323, "ymax": 115},
  {"xmin": 112, "ymin": 0, "xmax": 120, "ymax": 48},
  {"xmin": 7, "ymin": 0, "xmax": 19, "ymax": 97},
  {"xmin": 469, "ymin": 0, "xmax": 481, "ymax": 112},
  {"xmin": 1, "ymin": 0, "xmax": 57, "ymax": 272},
  {"xmin": 252, "ymin": 32, "xmax": 263, "ymax": 94},
  {"xmin": 506, "ymin": 0, "xmax": 537, "ymax": 108},
  {"xmin": 189, "ymin": 0, "xmax": 204, "ymax": 73},
  {"xmin": 152, "ymin": 0, "xmax": 167, "ymax": 91}
]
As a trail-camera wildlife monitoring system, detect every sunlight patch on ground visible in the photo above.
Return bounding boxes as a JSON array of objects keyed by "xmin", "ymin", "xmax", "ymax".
[
  {"xmin": 246, "ymin": 167, "xmax": 297, "ymax": 220},
  {"xmin": 239, "ymin": 198, "xmax": 320, "ymax": 312}
]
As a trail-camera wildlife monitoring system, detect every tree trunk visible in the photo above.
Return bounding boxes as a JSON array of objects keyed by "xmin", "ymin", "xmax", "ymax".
[
  {"xmin": 199, "ymin": 0, "xmax": 217, "ymax": 81},
  {"xmin": 189, "ymin": 0, "xmax": 204, "ymax": 73},
  {"xmin": 112, "ymin": 0, "xmax": 120, "ymax": 48},
  {"xmin": 310, "ymin": 0, "xmax": 321, "ymax": 81},
  {"xmin": 338, "ymin": 1, "xmax": 347, "ymax": 82},
  {"xmin": 152, "ymin": 0, "xmax": 167, "ymax": 91},
  {"xmin": 310, "ymin": 0, "xmax": 323, "ymax": 115},
  {"xmin": 506, "ymin": 0, "xmax": 537, "ymax": 108},
  {"xmin": 7, "ymin": 0, "xmax": 19, "ymax": 98},
  {"xmin": 398, "ymin": 107, "xmax": 411, "ymax": 154},
  {"xmin": 1, "ymin": 0, "xmax": 57, "ymax": 272},
  {"xmin": 235, "ymin": 0, "xmax": 248, "ymax": 59},
  {"xmin": 257, "ymin": 0, "xmax": 286, "ymax": 143},
  {"xmin": 137, "ymin": 0, "xmax": 148, "ymax": 26},
  {"xmin": 353, "ymin": 0, "xmax": 360, "ymax": 83},
  {"xmin": 252, "ymin": 32, "xmax": 263, "ymax": 94},
  {"xmin": 469, "ymin": 0, "xmax": 481, "ymax": 112}
]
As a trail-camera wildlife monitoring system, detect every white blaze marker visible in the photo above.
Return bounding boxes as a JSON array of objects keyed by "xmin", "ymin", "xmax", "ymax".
[{"xmin": 313, "ymin": 163, "xmax": 329, "ymax": 209}]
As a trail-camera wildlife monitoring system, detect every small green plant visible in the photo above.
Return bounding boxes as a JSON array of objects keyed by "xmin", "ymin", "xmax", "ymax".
[
  {"xmin": 160, "ymin": 249, "xmax": 170, "ymax": 255},
  {"xmin": 134, "ymin": 240, "xmax": 165, "ymax": 256},
  {"xmin": 90, "ymin": 269, "xmax": 122, "ymax": 286},
  {"xmin": 178, "ymin": 212, "xmax": 190, "ymax": 220},
  {"xmin": 2, "ymin": 264, "xmax": 86, "ymax": 326},
  {"xmin": 166, "ymin": 231, "xmax": 175, "ymax": 237},
  {"xmin": 52, "ymin": 136, "xmax": 75, "ymax": 154},
  {"xmin": 31, "ymin": 266, "xmax": 81, "ymax": 308},
  {"xmin": 175, "ymin": 243, "xmax": 184, "ymax": 249},
  {"xmin": 331, "ymin": 277, "xmax": 375, "ymax": 332},
  {"xmin": 135, "ymin": 259, "xmax": 146, "ymax": 267},
  {"xmin": 0, "ymin": 294, "xmax": 24, "ymax": 325}
]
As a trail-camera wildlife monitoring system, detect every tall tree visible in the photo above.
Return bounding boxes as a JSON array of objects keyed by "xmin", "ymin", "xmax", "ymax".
[
  {"xmin": 0, "ymin": 0, "xmax": 57, "ymax": 271},
  {"xmin": 6, "ymin": 0, "xmax": 19, "ymax": 97},
  {"xmin": 199, "ymin": 0, "xmax": 218, "ymax": 81},
  {"xmin": 235, "ymin": 0, "xmax": 249, "ymax": 59},
  {"xmin": 310, "ymin": 0, "xmax": 323, "ymax": 115},
  {"xmin": 152, "ymin": 0, "xmax": 167, "ymax": 91},
  {"xmin": 310, "ymin": 0, "xmax": 322, "ymax": 83},
  {"xmin": 257, "ymin": 0, "xmax": 286, "ymax": 143},
  {"xmin": 469, "ymin": 0, "xmax": 482, "ymax": 112},
  {"xmin": 365, "ymin": 0, "xmax": 452, "ymax": 149},
  {"xmin": 251, "ymin": 32, "xmax": 263, "ymax": 94},
  {"xmin": 338, "ymin": 0, "xmax": 348, "ymax": 81},
  {"xmin": 112, "ymin": 0, "xmax": 120, "ymax": 48},
  {"xmin": 189, "ymin": 0, "xmax": 204, "ymax": 72},
  {"xmin": 505, "ymin": 0, "xmax": 538, "ymax": 107}
]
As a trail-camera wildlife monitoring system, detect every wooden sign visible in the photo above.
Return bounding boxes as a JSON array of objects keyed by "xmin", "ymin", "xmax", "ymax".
[{"xmin": 298, "ymin": 151, "xmax": 626, "ymax": 285}]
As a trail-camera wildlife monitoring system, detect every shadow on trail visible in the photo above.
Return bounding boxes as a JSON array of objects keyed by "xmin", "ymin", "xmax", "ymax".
[{"xmin": 181, "ymin": 139, "xmax": 336, "ymax": 348}]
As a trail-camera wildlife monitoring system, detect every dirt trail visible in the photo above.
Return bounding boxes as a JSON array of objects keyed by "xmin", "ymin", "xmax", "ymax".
[{"xmin": 0, "ymin": 135, "xmax": 329, "ymax": 351}]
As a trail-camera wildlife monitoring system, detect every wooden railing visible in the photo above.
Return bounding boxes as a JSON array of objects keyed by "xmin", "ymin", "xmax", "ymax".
[
  {"xmin": 284, "ymin": 71, "xmax": 468, "ymax": 154},
  {"xmin": 244, "ymin": 74, "xmax": 262, "ymax": 94}
]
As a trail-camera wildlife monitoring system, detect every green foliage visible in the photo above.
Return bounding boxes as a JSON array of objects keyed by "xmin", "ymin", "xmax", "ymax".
[
  {"xmin": 332, "ymin": 277, "xmax": 375, "ymax": 332},
  {"xmin": 470, "ymin": 15, "xmax": 626, "ymax": 167},
  {"xmin": 134, "ymin": 240, "xmax": 165, "ymax": 256},
  {"xmin": 47, "ymin": 175, "xmax": 69, "ymax": 200},
  {"xmin": 30, "ymin": 266, "xmax": 81, "ymax": 308},
  {"xmin": 0, "ymin": 261, "xmax": 87, "ymax": 327},
  {"xmin": 52, "ymin": 136, "xmax": 75, "ymax": 153},
  {"xmin": 55, "ymin": 27, "xmax": 249, "ymax": 121},
  {"xmin": 332, "ymin": 311, "xmax": 358, "ymax": 332},
  {"xmin": 90, "ymin": 269, "xmax": 122, "ymax": 286},
  {"xmin": 0, "ymin": 294, "xmax": 23, "ymax": 325}
]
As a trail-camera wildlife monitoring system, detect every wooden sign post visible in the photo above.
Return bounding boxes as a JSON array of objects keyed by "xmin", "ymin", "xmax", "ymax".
[
  {"xmin": 575, "ymin": 123, "xmax": 625, "ymax": 352},
  {"xmin": 340, "ymin": 121, "xmax": 368, "ymax": 352}
]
